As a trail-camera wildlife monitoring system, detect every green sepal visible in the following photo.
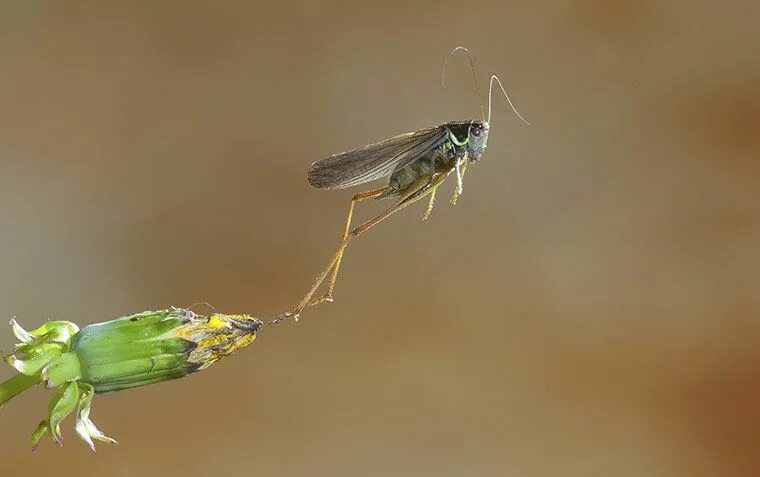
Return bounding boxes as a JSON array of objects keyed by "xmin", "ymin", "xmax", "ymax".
[
  {"xmin": 11, "ymin": 319, "xmax": 79, "ymax": 349},
  {"xmin": 30, "ymin": 420, "xmax": 49, "ymax": 451},
  {"xmin": 74, "ymin": 383, "xmax": 116, "ymax": 451},
  {"xmin": 65, "ymin": 310, "xmax": 202, "ymax": 393},
  {"xmin": 6, "ymin": 319, "xmax": 80, "ymax": 377},
  {"xmin": 42, "ymin": 352, "xmax": 82, "ymax": 388},
  {"xmin": 73, "ymin": 310, "xmax": 181, "ymax": 346},
  {"xmin": 82, "ymin": 354, "xmax": 191, "ymax": 393},
  {"xmin": 48, "ymin": 382, "xmax": 80, "ymax": 445},
  {"xmin": 7, "ymin": 343, "xmax": 64, "ymax": 376},
  {"xmin": 10, "ymin": 318, "xmax": 35, "ymax": 344}
]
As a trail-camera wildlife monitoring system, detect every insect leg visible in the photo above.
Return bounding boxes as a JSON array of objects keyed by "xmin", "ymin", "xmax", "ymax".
[
  {"xmin": 304, "ymin": 178, "xmax": 442, "ymax": 311},
  {"xmin": 347, "ymin": 174, "xmax": 448, "ymax": 239},
  {"xmin": 450, "ymin": 159, "xmax": 468, "ymax": 204},
  {"xmin": 421, "ymin": 147, "xmax": 440, "ymax": 220},
  {"xmin": 283, "ymin": 209, "xmax": 394, "ymax": 321},
  {"xmin": 273, "ymin": 176, "xmax": 450, "ymax": 324},
  {"xmin": 272, "ymin": 187, "xmax": 388, "ymax": 324},
  {"xmin": 299, "ymin": 191, "xmax": 418, "ymax": 311},
  {"xmin": 421, "ymin": 184, "xmax": 441, "ymax": 221},
  {"xmin": 308, "ymin": 187, "xmax": 387, "ymax": 307}
]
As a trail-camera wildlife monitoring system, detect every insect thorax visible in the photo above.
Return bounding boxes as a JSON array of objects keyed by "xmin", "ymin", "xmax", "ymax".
[
  {"xmin": 386, "ymin": 132, "xmax": 463, "ymax": 197},
  {"xmin": 445, "ymin": 122, "xmax": 473, "ymax": 145}
]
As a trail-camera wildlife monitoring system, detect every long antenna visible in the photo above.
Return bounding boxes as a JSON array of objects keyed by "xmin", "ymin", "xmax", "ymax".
[
  {"xmin": 488, "ymin": 75, "xmax": 530, "ymax": 125},
  {"xmin": 442, "ymin": 46, "xmax": 485, "ymax": 121}
]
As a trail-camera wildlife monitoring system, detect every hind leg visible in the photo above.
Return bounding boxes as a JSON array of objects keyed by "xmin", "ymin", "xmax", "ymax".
[
  {"xmin": 272, "ymin": 175, "xmax": 448, "ymax": 324},
  {"xmin": 271, "ymin": 187, "xmax": 387, "ymax": 324},
  {"xmin": 307, "ymin": 187, "xmax": 388, "ymax": 307}
]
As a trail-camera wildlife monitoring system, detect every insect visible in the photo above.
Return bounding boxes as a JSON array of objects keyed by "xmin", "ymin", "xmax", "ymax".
[{"xmin": 273, "ymin": 47, "xmax": 529, "ymax": 324}]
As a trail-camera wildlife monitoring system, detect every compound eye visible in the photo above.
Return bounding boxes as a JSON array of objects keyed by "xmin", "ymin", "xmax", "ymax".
[{"xmin": 471, "ymin": 127, "xmax": 482, "ymax": 137}]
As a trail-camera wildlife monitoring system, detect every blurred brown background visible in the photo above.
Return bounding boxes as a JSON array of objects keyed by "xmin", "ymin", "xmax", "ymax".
[{"xmin": 1, "ymin": 1, "xmax": 758, "ymax": 476}]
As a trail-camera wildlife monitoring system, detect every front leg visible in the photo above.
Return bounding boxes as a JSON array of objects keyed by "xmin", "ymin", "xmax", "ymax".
[{"xmin": 450, "ymin": 158, "xmax": 468, "ymax": 205}]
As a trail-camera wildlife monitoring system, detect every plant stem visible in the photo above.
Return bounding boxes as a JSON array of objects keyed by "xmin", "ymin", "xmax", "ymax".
[{"xmin": 0, "ymin": 373, "xmax": 41, "ymax": 407}]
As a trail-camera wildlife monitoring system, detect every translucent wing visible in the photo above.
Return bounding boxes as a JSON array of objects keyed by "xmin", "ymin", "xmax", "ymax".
[{"xmin": 307, "ymin": 126, "xmax": 448, "ymax": 189}]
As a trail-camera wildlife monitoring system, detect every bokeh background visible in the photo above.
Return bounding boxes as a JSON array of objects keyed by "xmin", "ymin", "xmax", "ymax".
[{"xmin": 1, "ymin": 1, "xmax": 758, "ymax": 476}]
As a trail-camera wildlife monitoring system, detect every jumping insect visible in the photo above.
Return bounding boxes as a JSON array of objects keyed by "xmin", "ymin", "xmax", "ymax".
[{"xmin": 273, "ymin": 47, "xmax": 529, "ymax": 324}]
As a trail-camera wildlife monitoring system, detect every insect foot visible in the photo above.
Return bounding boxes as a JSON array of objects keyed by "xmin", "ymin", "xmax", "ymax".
[
  {"xmin": 270, "ymin": 311, "xmax": 300, "ymax": 326},
  {"xmin": 307, "ymin": 294, "xmax": 334, "ymax": 306}
]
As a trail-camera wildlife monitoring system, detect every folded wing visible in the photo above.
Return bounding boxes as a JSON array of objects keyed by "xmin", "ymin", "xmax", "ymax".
[{"xmin": 308, "ymin": 126, "xmax": 448, "ymax": 189}]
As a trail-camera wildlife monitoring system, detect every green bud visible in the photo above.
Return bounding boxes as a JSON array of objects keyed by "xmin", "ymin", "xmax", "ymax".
[{"xmin": 2, "ymin": 308, "xmax": 263, "ymax": 450}]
